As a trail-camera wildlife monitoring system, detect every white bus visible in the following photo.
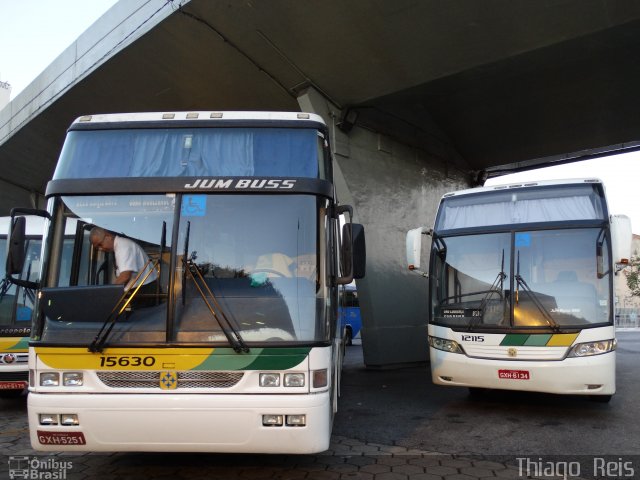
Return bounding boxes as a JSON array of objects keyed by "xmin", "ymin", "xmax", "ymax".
[
  {"xmin": 0, "ymin": 216, "xmax": 43, "ymax": 396},
  {"xmin": 407, "ymin": 179, "xmax": 631, "ymax": 402},
  {"xmin": 10, "ymin": 111, "xmax": 365, "ymax": 452}
]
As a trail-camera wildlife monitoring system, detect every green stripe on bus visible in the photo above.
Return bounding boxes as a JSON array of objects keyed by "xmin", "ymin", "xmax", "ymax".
[
  {"xmin": 500, "ymin": 334, "xmax": 529, "ymax": 346},
  {"xmin": 523, "ymin": 334, "xmax": 552, "ymax": 346},
  {"xmin": 7, "ymin": 337, "xmax": 30, "ymax": 351},
  {"xmin": 500, "ymin": 334, "xmax": 575, "ymax": 347},
  {"xmin": 193, "ymin": 347, "xmax": 311, "ymax": 371}
]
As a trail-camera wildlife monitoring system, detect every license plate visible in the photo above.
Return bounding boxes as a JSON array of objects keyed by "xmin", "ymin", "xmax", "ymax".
[
  {"xmin": 0, "ymin": 381, "xmax": 28, "ymax": 390},
  {"xmin": 37, "ymin": 431, "xmax": 86, "ymax": 446},
  {"xmin": 498, "ymin": 369, "xmax": 530, "ymax": 380}
]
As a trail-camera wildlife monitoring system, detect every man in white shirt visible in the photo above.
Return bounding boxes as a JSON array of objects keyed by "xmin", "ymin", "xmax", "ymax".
[{"xmin": 89, "ymin": 226, "xmax": 158, "ymax": 305}]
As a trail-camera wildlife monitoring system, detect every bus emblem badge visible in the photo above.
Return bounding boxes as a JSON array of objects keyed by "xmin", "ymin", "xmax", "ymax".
[
  {"xmin": 2, "ymin": 354, "xmax": 16, "ymax": 364},
  {"xmin": 507, "ymin": 348, "xmax": 517, "ymax": 358},
  {"xmin": 160, "ymin": 371, "xmax": 178, "ymax": 390}
]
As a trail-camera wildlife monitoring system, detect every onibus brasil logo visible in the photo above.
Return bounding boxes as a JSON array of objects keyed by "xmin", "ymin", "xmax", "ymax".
[{"xmin": 8, "ymin": 456, "xmax": 72, "ymax": 479}]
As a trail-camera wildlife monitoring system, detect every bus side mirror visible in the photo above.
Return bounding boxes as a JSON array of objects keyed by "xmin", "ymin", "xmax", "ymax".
[
  {"xmin": 351, "ymin": 223, "xmax": 366, "ymax": 280},
  {"xmin": 406, "ymin": 226, "xmax": 431, "ymax": 278},
  {"xmin": 610, "ymin": 214, "xmax": 632, "ymax": 274},
  {"xmin": 6, "ymin": 216, "xmax": 26, "ymax": 276},
  {"xmin": 5, "ymin": 207, "xmax": 50, "ymax": 289},
  {"xmin": 336, "ymin": 206, "xmax": 366, "ymax": 285}
]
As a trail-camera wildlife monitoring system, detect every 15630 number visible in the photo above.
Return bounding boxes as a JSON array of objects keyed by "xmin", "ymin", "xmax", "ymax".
[{"xmin": 99, "ymin": 356, "xmax": 156, "ymax": 367}]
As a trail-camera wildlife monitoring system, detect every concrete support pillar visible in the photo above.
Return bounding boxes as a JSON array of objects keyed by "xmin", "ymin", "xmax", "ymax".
[
  {"xmin": 0, "ymin": 179, "xmax": 45, "ymax": 215},
  {"xmin": 298, "ymin": 87, "xmax": 471, "ymax": 367}
]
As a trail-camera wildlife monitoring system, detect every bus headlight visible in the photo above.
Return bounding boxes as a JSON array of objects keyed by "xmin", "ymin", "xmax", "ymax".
[
  {"xmin": 283, "ymin": 373, "xmax": 305, "ymax": 387},
  {"xmin": 39, "ymin": 414, "xmax": 59, "ymax": 425},
  {"xmin": 428, "ymin": 336, "xmax": 463, "ymax": 354},
  {"xmin": 286, "ymin": 414, "xmax": 306, "ymax": 427},
  {"xmin": 60, "ymin": 414, "xmax": 80, "ymax": 426},
  {"xmin": 568, "ymin": 339, "xmax": 616, "ymax": 357},
  {"xmin": 262, "ymin": 414, "xmax": 283, "ymax": 426},
  {"xmin": 63, "ymin": 372, "xmax": 84, "ymax": 387},
  {"xmin": 40, "ymin": 372, "xmax": 60, "ymax": 387},
  {"xmin": 259, "ymin": 373, "xmax": 280, "ymax": 387}
]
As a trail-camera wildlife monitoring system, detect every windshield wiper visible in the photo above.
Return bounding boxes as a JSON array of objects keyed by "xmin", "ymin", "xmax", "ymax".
[
  {"xmin": 0, "ymin": 277, "xmax": 11, "ymax": 301},
  {"xmin": 182, "ymin": 221, "xmax": 249, "ymax": 353},
  {"xmin": 433, "ymin": 235, "xmax": 447, "ymax": 260},
  {"xmin": 515, "ymin": 251, "xmax": 559, "ymax": 331},
  {"xmin": 22, "ymin": 261, "xmax": 36, "ymax": 305},
  {"xmin": 470, "ymin": 249, "xmax": 507, "ymax": 330},
  {"xmin": 88, "ymin": 258, "xmax": 159, "ymax": 353}
]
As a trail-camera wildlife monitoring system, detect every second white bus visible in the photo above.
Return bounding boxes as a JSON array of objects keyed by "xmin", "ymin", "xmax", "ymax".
[{"xmin": 407, "ymin": 179, "xmax": 631, "ymax": 402}]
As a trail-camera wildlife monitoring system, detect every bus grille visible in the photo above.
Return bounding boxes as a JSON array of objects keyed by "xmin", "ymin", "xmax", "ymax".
[
  {"xmin": 96, "ymin": 371, "xmax": 244, "ymax": 389},
  {"xmin": 0, "ymin": 371, "xmax": 28, "ymax": 382},
  {"xmin": 463, "ymin": 345, "xmax": 569, "ymax": 360}
]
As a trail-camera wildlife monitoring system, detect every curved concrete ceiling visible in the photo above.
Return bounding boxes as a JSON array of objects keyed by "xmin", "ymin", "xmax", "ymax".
[{"xmin": 2, "ymin": 0, "xmax": 640, "ymax": 212}]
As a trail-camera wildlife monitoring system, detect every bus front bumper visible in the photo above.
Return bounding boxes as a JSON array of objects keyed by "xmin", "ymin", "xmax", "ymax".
[
  {"xmin": 28, "ymin": 391, "xmax": 331, "ymax": 453},
  {"xmin": 430, "ymin": 350, "xmax": 615, "ymax": 396}
]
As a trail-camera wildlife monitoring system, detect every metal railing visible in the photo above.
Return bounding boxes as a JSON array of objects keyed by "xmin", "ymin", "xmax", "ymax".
[{"xmin": 615, "ymin": 307, "xmax": 640, "ymax": 328}]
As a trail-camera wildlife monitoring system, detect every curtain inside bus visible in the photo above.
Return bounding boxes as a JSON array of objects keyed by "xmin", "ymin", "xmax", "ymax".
[
  {"xmin": 54, "ymin": 128, "xmax": 320, "ymax": 179},
  {"xmin": 437, "ymin": 185, "xmax": 605, "ymax": 230}
]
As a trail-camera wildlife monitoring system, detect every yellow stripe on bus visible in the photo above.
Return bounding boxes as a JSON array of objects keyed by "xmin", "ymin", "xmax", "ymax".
[
  {"xmin": 546, "ymin": 333, "xmax": 579, "ymax": 347},
  {"xmin": 0, "ymin": 337, "xmax": 28, "ymax": 352},
  {"xmin": 35, "ymin": 347, "xmax": 216, "ymax": 371}
]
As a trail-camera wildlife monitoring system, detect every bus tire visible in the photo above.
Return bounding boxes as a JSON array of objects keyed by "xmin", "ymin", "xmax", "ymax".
[{"xmin": 344, "ymin": 326, "xmax": 353, "ymax": 346}]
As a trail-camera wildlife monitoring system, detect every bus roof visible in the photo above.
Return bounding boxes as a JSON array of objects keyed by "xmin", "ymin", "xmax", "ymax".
[
  {"xmin": 70, "ymin": 111, "xmax": 326, "ymax": 127},
  {"xmin": 441, "ymin": 178, "xmax": 604, "ymax": 200}
]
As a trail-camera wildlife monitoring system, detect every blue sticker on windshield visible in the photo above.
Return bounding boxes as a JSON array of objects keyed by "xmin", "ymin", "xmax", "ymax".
[
  {"xmin": 515, "ymin": 233, "xmax": 531, "ymax": 247},
  {"xmin": 181, "ymin": 195, "xmax": 207, "ymax": 216},
  {"xmin": 16, "ymin": 306, "xmax": 32, "ymax": 321}
]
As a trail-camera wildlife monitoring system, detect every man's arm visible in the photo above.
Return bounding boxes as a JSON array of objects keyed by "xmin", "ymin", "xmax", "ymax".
[{"xmin": 114, "ymin": 270, "xmax": 133, "ymax": 285}]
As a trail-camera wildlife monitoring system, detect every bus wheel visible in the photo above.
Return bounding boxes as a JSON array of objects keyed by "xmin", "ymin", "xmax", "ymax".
[
  {"xmin": 590, "ymin": 394, "xmax": 612, "ymax": 403},
  {"xmin": 344, "ymin": 327, "xmax": 353, "ymax": 346}
]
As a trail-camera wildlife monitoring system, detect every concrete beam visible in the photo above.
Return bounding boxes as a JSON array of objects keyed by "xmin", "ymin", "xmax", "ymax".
[{"xmin": 0, "ymin": 0, "xmax": 180, "ymax": 209}]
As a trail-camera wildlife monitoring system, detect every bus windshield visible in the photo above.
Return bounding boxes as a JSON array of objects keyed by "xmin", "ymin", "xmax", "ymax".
[
  {"xmin": 0, "ymin": 233, "xmax": 40, "ymax": 330},
  {"xmin": 37, "ymin": 193, "xmax": 330, "ymax": 346},
  {"xmin": 431, "ymin": 228, "xmax": 611, "ymax": 329}
]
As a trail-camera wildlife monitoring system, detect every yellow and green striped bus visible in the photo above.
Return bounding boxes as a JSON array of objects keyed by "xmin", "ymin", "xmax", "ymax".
[
  {"xmin": 0, "ymin": 216, "xmax": 43, "ymax": 396},
  {"xmin": 12, "ymin": 112, "xmax": 365, "ymax": 453}
]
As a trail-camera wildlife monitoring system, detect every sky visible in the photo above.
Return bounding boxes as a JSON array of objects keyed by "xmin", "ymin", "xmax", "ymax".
[
  {"xmin": 1, "ymin": 1, "xmax": 640, "ymax": 232},
  {"xmin": 0, "ymin": 0, "xmax": 118, "ymax": 97}
]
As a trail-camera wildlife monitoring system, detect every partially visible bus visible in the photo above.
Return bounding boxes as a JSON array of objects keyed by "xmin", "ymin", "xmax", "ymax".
[
  {"xmin": 0, "ymin": 216, "xmax": 43, "ymax": 396},
  {"xmin": 13, "ymin": 111, "xmax": 365, "ymax": 453},
  {"xmin": 339, "ymin": 285, "xmax": 361, "ymax": 346},
  {"xmin": 407, "ymin": 179, "xmax": 631, "ymax": 402}
]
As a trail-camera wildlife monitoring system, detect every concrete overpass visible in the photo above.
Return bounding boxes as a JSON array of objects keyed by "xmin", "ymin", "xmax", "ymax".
[{"xmin": 2, "ymin": 0, "xmax": 640, "ymax": 366}]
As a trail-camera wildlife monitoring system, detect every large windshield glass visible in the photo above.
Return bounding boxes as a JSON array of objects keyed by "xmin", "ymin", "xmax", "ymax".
[
  {"xmin": 54, "ymin": 128, "xmax": 328, "ymax": 180},
  {"xmin": 36, "ymin": 194, "xmax": 329, "ymax": 345},
  {"xmin": 432, "ymin": 228, "xmax": 611, "ymax": 329},
  {"xmin": 432, "ymin": 233, "xmax": 511, "ymax": 328},
  {"xmin": 174, "ymin": 194, "xmax": 326, "ymax": 343}
]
